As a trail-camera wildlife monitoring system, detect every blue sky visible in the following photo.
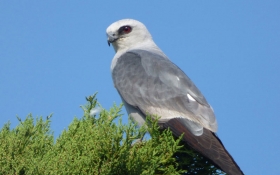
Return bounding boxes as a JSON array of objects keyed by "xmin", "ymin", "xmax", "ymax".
[{"xmin": 1, "ymin": 1, "xmax": 279, "ymax": 174}]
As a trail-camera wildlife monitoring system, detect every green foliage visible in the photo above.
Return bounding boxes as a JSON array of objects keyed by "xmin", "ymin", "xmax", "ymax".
[
  {"xmin": 0, "ymin": 94, "xmax": 225, "ymax": 175},
  {"xmin": 0, "ymin": 115, "xmax": 54, "ymax": 174}
]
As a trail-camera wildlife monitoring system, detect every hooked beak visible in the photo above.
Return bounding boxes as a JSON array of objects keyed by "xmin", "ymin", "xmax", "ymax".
[{"xmin": 107, "ymin": 33, "xmax": 118, "ymax": 47}]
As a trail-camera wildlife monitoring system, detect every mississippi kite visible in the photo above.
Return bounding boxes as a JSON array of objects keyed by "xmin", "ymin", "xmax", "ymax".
[{"xmin": 106, "ymin": 19, "xmax": 243, "ymax": 175}]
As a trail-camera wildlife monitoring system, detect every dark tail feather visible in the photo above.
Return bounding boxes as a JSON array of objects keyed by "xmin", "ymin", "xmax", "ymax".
[{"xmin": 158, "ymin": 118, "xmax": 244, "ymax": 175}]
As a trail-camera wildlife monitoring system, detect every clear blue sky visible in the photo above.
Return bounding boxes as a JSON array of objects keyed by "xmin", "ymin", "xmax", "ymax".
[{"xmin": 1, "ymin": 1, "xmax": 279, "ymax": 174}]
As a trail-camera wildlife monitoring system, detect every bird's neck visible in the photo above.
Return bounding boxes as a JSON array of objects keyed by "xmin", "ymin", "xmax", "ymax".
[
  {"xmin": 115, "ymin": 39, "xmax": 161, "ymax": 55},
  {"xmin": 110, "ymin": 39, "xmax": 166, "ymax": 72}
]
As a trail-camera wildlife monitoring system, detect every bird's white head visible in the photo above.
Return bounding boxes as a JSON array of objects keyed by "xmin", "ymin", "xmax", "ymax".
[{"xmin": 106, "ymin": 19, "xmax": 155, "ymax": 53}]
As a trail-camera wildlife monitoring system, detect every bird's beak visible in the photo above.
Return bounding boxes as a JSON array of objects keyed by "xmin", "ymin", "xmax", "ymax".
[{"xmin": 107, "ymin": 33, "xmax": 118, "ymax": 47}]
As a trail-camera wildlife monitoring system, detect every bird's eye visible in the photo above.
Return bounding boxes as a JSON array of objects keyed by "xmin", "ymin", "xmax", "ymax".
[{"xmin": 119, "ymin": 26, "xmax": 132, "ymax": 34}]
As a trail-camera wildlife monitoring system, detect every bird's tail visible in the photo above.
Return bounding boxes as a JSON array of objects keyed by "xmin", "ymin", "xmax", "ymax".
[{"xmin": 159, "ymin": 118, "xmax": 244, "ymax": 175}]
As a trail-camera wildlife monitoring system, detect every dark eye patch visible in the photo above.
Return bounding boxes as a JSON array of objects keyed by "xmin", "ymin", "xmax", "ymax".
[{"xmin": 118, "ymin": 26, "xmax": 132, "ymax": 35}]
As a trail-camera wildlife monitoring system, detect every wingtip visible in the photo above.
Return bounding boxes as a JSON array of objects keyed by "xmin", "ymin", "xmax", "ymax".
[{"xmin": 160, "ymin": 118, "xmax": 244, "ymax": 175}]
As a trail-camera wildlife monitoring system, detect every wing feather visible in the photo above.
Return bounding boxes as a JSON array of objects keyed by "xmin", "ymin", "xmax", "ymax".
[
  {"xmin": 112, "ymin": 49, "xmax": 217, "ymax": 132},
  {"xmin": 158, "ymin": 118, "xmax": 244, "ymax": 175}
]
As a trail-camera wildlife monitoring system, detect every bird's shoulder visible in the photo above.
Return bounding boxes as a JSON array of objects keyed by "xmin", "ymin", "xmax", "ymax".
[
  {"xmin": 112, "ymin": 48, "xmax": 217, "ymax": 132},
  {"xmin": 113, "ymin": 49, "xmax": 209, "ymax": 107}
]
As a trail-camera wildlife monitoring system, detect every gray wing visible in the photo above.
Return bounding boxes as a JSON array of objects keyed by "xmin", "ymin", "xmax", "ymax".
[{"xmin": 112, "ymin": 49, "xmax": 217, "ymax": 134}]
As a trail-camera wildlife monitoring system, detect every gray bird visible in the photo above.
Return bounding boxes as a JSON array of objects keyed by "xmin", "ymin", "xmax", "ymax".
[{"xmin": 106, "ymin": 19, "xmax": 243, "ymax": 175}]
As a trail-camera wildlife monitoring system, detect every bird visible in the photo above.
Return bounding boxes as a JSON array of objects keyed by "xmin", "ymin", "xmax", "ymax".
[{"xmin": 106, "ymin": 19, "xmax": 244, "ymax": 175}]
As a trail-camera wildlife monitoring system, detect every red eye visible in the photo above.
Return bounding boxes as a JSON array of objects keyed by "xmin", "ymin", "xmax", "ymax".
[
  {"xmin": 119, "ymin": 26, "xmax": 132, "ymax": 34},
  {"xmin": 123, "ymin": 26, "xmax": 131, "ymax": 33}
]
